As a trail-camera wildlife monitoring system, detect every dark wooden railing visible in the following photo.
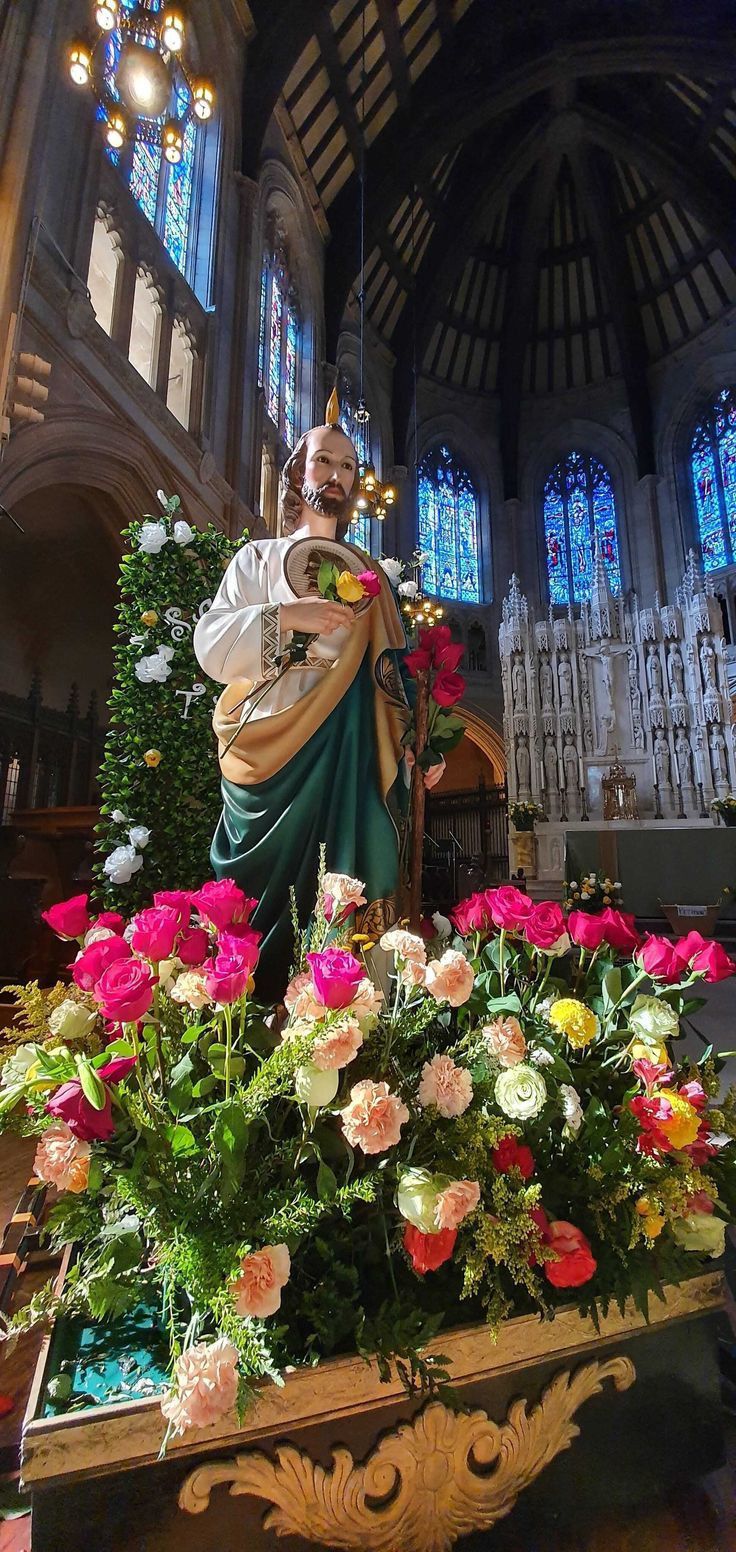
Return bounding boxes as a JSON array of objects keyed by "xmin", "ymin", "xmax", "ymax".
[
  {"xmin": 0, "ymin": 677, "xmax": 107, "ymax": 823},
  {"xmin": 424, "ymin": 780, "xmax": 509, "ymax": 909}
]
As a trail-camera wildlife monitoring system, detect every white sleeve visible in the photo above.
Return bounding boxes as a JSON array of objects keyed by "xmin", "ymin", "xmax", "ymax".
[{"xmin": 193, "ymin": 544, "xmax": 282, "ymax": 685}]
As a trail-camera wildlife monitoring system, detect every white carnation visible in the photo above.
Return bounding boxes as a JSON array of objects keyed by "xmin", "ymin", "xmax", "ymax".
[
  {"xmin": 135, "ymin": 646, "xmax": 174, "ymax": 684},
  {"xmin": 103, "ymin": 844, "xmax": 143, "ymax": 884},
  {"xmin": 128, "ymin": 825, "xmax": 151, "ymax": 849},
  {"xmin": 494, "ymin": 1063, "xmax": 547, "ymax": 1121},
  {"xmin": 173, "ymin": 520, "xmax": 195, "ymax": 545},
  {"xmin": 560, "ymin": 1082, "xmax": 583, "ymax": 1134},
  {"xmin": 48, "ymin": 1000, "xmax": 97, "ymax": 1041},
  {"xmin": 138, "ymin": 521, "xmax": 169, "ymax": 555}
]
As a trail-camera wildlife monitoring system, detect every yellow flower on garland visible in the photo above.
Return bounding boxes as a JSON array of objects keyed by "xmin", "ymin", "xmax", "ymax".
[
  {"xmin": 636, "ymin": 1197, "xmax": 665, "ymax": 1239},
  {"xmin": 144, "ymin": 748, "xmax": 162, "ymax": 768},
  {"xmin": 548, "ymin": 998, "xmax": 600, "ymax": 1049},
  {"xmin": 657, "ymin": 1089, "xmax": 701, "ymax": 1150},
  {"xmin": 335, "ymin": 570, "xmax": 365, "ymax": 603},
  {"xmin": 140, "ymin": 610, "xmax": 158, "ymax": 627}
]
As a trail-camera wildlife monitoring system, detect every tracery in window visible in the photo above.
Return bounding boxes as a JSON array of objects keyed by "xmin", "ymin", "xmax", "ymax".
[
  {"xmin": 418, "ymin": 444, "xmax": 481, "ymax": 604},
  {"xmin": 543, "ymin": 451, "xmax": 621, "ymax": 605},
  {"xmin": 690, "ymin": 387, "xmax": 736, "ymax": 572}
]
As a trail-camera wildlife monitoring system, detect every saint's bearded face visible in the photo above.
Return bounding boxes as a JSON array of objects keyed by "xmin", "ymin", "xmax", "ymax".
[{"xmin": 300, "ymin": 429, "xmax": 356, "ymax": 523}]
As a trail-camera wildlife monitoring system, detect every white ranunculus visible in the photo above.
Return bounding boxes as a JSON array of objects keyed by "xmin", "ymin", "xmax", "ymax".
[
  {"xmin": 629, "ymin": 995, "xmax": 679, "ymax": 1045},
  {"xmin": 48, "ymin": 1000, "xmax": 97, "ymax": 1041},
  {"xmin": 672, "ymin": 1212, "xmax": 727, "ymax": 1259},
  {"xmin": 560, "ymin": 1082, "xmax": 583, "ymax": 1134},
  {"xmin": 398, "ymin": 580, "xmax": 419, "ymax": 599},
  {"xmin": 135, "ymin": 646, "xmax": 174, "ymax": 684},
  {"xmin": 432, "ymin": 911, "xmax": 452, "ymax": 938},
  {"xmin": 103, "ymin": 844, "xmax": 143, "ymax": 884},
  {"xmin": 380, "ymin": 557, "xmax": 403, "ymax": 585},
  {"xmin": 295, "ymin": 1064, "xmax": 339, "ymax": 1108},
  {"xmin": 173, "ymin": 520, "xmax": 195, "ymax": 545},
  {"xmin": 494, "ymin": 1063, "xmax": 547, "ymax": 1121},
  {"xmin": 129, "ymin": 825, "xmax": 151, "ymax": 849},
  {"xmin": 138, "ymin": 521, "xmax": 169, "ymax": 555}
]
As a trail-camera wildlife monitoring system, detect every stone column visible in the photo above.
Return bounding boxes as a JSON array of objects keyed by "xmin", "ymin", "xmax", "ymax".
[
  {"xmin": 220, "ymin": 172, "xmax": 260, "ymax": 523},
  {"xmin": 0, "ymin": 0, "xmax": 63, "ymax": 345},
  {"xmin": 385, "ymin": 463, "xmax": 408, "ymax": 560},
  {"xmin": 638, "ymin": 474, "xmax": 666, "ymax": 599}
]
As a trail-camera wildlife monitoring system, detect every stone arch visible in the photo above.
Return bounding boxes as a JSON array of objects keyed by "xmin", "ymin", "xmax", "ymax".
[{"xmin": 257, "ymin": 157, "xmax": 325, "ymax": 439}]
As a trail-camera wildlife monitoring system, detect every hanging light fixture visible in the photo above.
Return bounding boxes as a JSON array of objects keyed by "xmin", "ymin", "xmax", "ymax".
[
  {"xmin": 400, "ymin": 183, "xmax": 442, "ymax": 635},
  {"xmin": 349, "ymin": 3, "xmax": 396, "ymax": 531},
  {"xmin": 66, "ymin": 1, "xmax": 215, "ymax": 154}
]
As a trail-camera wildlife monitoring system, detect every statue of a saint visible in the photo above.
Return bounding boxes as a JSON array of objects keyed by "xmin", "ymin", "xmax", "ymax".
[
  {"xmin": 667, "ymin": 644, "xmax": 685, "ymax": 697},
  {"xmin": 539, "ymin": 657, "xmax": 554, "ymax": 712},
  {"xmin": 654, "ymin": 729, "xmax": 671, "ymax": 788},
  {"xmin": 675, "ymin": 728, "xmax": 694, "ymax": 788},
  {"xmin": 543, "ymin": 736, "xmax": 558, "ymax": 791},
  {"xmin": 562, "ymin": 734, "xmax": 578, "ymax": 793},
  {"xmin": 646, "ymin": 647, "xmax": 663, "ymax": 698},
  {"xmin": 511, "ymin": 658, "xmax": 527, "ymax": 711},
  {"xmin": 194, "ymin": 410, "xmax": 423, "ymax": 996},
  {"xmin": 700, "ymin": 638, "xmax": 717, "ymax": 690},
  {"xmin": 710, "ymin": 725, "xmax": 728, "ymax": 784},
  {"xmin": 558, "ymin": 656, "xmax": 573, "ymax": 710},
  {"xmin": 515, "ymin": 735, "xmax": 531, "ymax": 792}
]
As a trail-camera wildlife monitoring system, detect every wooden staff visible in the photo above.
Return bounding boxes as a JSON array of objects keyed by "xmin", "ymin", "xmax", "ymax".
[{"xmin": 409, "ymin": 668, "xmax": 430, "ymax": 929}]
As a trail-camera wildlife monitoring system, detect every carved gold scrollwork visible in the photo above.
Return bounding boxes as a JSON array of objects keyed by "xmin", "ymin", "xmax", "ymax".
[{"xmin": 178, "ymin": 1355, "xmax": 636, "ymax": 1550}]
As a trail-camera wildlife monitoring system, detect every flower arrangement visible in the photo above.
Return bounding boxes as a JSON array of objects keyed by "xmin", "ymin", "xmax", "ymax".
[
  {"xmin": 403, "ymin": 623, "xmax": 466, "ymax": 775},
  {"xmin": 509, "ymin": 801, "xmax": 546, "ymax": 833},
  {"xmin": 563, "ymin": 871, "xmax": 623, "ymax": 913},
  {"xmin": 711, "ymin": 794, "xmax": 736, "ymax": 825},
  {"xmin": 4, "ymin": 877, "xmax": 736, "ymax": 1443}
]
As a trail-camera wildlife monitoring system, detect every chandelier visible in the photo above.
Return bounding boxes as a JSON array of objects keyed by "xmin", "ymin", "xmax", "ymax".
[
  {"xmin": 399, "ymin": 551, "xmax": 445, "ymax": 631},
  {"xmin": 67, "ymin": 3, "xmax": 215, "ymax": 161}
]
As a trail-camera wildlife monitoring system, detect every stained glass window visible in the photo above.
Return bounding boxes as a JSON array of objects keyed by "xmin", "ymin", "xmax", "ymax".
[
  {"xmin": 130, "ymin": 141, "xmax": 161, "ymax": 225},
  {"xmin": 690, "ymin": 387, "xmax": 736, "ymax": 571},
  {"xmin": 260, "ymin": 255, "xmax": 301, "ymax": 444},
  {"xmin": 163, "ymin": 113, "xmax": 196, "ymax": 273},
  {"xmin": 543, "ymin": 452, "xmax": 621, "ymax": 605},
  {"xmin": 258, "ymin": 264, "xmax": 268, "ymax": 387},
  {"xmin": 418, "ymin": 444, "xmax": 481, "ymax": 604},
  {"xmin": 284, "ymin": 307, "xmax": 298, "ymax": 447},
  {"xmin": 267, "ymin": 281, "xmax": 282, "ymax": 424},
  {"xmin": 340, "ymin": 406, "xmax": 373, "ymax": 553}
]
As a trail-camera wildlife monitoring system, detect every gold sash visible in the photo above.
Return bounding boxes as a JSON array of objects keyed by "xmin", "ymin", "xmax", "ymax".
[{"xmin": 212, "ymin": 580, "xmax": 410, "ymax": 796}]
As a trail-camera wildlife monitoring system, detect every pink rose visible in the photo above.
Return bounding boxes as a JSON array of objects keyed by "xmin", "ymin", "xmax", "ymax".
[
  {"xmin": 675, "ymin": 930, "xmax": 709, "ymax": 964},
  {"xmin": 46, "ymin": 1080, "xmax": 114, "ymax": 1142},
  {"xmin": 202, "ymin": 944, "xmax": 253, "ymax": 1005},
  {"xmin": 153, "ymin": 890, "xmax": 193, "ymax": 930},
  {"xmin": 543, "ymin": 1220, "xmax": 597, "ymax": 1289},
  {"xmin": 434, "ymin": 1179, "xmax": 480, "ymax": 1231},
  {"xmin": 190, "ymin": 879, "xmax": 256, "ymax": 931},
  {"xmin": 130, "ymin": 905, "xmax": 181, "ymax": 962},
  {"xmin": 483, "ymin": 1016, "xmax": 526, "ymax": 1067},
  {"xmin": 95, "ymin": 957, "xmax": 157, "ymax": 1023},
  {"xmin": 217, "ymin": 928, "xmax": 261, "ymax": 974},
  {"xmin": 42, "ymin": 893, "xmax": 91, "ymax": 940},
  {"xmin": 307, "ymin": 949, "xmax": 364, "ymax": 1010},
  {"xmin": 424, "ymin": 949, "xmax": 474, "ymax": 1007},
  {"xmin": 403, "ymin": 1224, "xmax": 456, "ymax": 1274},
  {"xmin": 568, "ymin": 911, "xmax": 607, "ymax": 951},
  {"xmin": 340, "ymin": 1079, "xmax": 409, "ymax": 1154},
  {"xmin": 356, "ymin": 569, "xmax": 381, "ymax": 598},
  {"xmin": 432, "ymin": 669, "xmax": 465, "ymax": 708},
  {"xmin": 598, "ymin": 907, "xmax": 640, "ymax": 953},
  {"xmin": 690, "ymin": 940, "xmax": 736, "ymax": 983},
  {"xmin": 229, "ymin": 1244, "xmax": 291, "ymax": 1318},
  {"xmin": 34, "ymin": 1122, "xmax": 91, "ymax": 1192},
  {"xmin": 92, "ymin": 911, "xmax": 125, "ymax": 935},
  {"xmin": 451, "ymin": 892, "xmax": 494, "ymax": 935},
  {"xmin": 525, "ymin": 901, "xmax": 568, "ymax": 953},
  {"xmin": 177, "ymin": 927, "xmax": 210, "ymax": 966},
  {"xmin": 312, "ymin": 1016, "xmax": 364, "ymax": 1071},
  {"xmin": 636, "ymin": 935, "xmax": 684, "ymax": 984},
  {"xmin": 72, "ymin": 935, "xmax": 131, "ymax": 992},
  {"xmin": 160, "ymin": 1337, "xmax": 239, "ymax": 1437},
  {"xmin": 487, "ymin": 885, "xmax": 533, "ymax": 932},
  {"xmin": 97, "ymin": 1054, "xmax": 138, "ymax": 1085},
  {"xmin": 417, "ymin": 1053, "xmax": 473, "ymax": 1117}
]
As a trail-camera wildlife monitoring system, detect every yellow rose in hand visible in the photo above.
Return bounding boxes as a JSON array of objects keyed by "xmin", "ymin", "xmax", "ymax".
[{"xmin": 335, "ymin": 570, "xmax": 364, "ymax": 604}]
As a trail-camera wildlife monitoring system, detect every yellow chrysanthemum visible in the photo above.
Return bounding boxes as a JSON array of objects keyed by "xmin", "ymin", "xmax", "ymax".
[
  {"xmin": 335, "ymin": 571, "xmax": 364, "ymax": 603},
  {"xmin": 657, "ymin": 1089, "xmax": 701, "ymax": 1150},
  {"xmin": 636, "ymin": 1198, "xmax": 665, "ymax": 1239},
  {"xmin": 549, "ymin": 997, "xmax": 600, "ymax": 1049}
]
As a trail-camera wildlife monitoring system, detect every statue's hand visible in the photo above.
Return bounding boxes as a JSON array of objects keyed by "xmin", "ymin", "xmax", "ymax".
[
  {"xmin": 405, "ymin": 749, "xmax": 446, "ymax": 790},
  {"xmin": 280, "ymin": 598, "xmax": 355, "ymax": 636}
]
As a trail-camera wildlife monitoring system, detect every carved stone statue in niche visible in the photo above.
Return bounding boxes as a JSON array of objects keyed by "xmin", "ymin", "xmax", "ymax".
[
  {"xmin": 539, "ymin": 656, "xmax": 554, "ymax": 713},
  {"xmin": 544, "ymin": 736, "xmax": 559, "ymax": 792},
  {"xmin": 667, "ymin": 644, "xmax": 685, "ymax": 697},
  {"xmin": 515, "ymin": 734, "xmax": 531, "ymax": 792},
  {"xmin": 710, "ymin": 725, "xmax": 728, "ymax": 785},
  {"xmin": 675, "ymin": 728, "xmax": 694, "ymax": 788},
  {"xmin": 700, "ymin": 638, "xmax": 717, "ymax": 691},
  {"xmin": 558, "ymin": 656, "xmax": 573, "ymax": 710},
  {"xmin": 654, "ymin": 729, "xmax": 671, "ymax": 788},
  {"xmin": 512, "ymin": 658, "xmax": 527, "ymax": 711},
  {"xmin": 563, "ymin": 734, "xmax": 578, "ymax": 793},
  {"xmin": 646, "ymin": 646, "xmax": 663, "ymax": 698}
]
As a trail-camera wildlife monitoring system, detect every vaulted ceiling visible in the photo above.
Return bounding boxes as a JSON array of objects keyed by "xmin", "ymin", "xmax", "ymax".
[{"xmin": 243, "ymin": 1, "xmax": 736, "ymax": 494}]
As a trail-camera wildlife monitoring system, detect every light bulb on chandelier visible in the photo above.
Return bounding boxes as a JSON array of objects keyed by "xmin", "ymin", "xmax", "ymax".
[
  {"xmin": 162, "ymin": 119, "xmax": 183, "ymax": 164},
  {"xmin": 95, "ymin": 0, "xmax": 118, "ymax": 33},
  {"xmin": 105, "ymin": 110, "xmax": 127, "ymax": 150},
  {"xmin": 161, "ymin": 8, "xmax": 185, "ymax": 53},
  {"xmin": 68, "ymin": 42, "xmax": 92, "ymax": 87}
]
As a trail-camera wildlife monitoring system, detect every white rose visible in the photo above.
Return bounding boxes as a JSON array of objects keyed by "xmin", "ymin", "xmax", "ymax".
[
  {"xmin": 560, "ymin": 1082, "xmax": 583, "ymax": 1134},
  {"xmin": 432, "ymin": 911, "xmax": 452, "ymax": 938},
  {"xmin": 494, "ymin": 1063, "xmax": 547, "ymax": 1121},
  {"xmin": 380, "ymin": 557, "xmax": 403, "ymax": 586},
  {"xmin": 48, "ymin": 1001, "xmax": 97, "ymax": 1042},
  {"xmin": 295, "ymin": 1064, "xmax": 339, "ymax": 1108},
  {"xmin": 173, "ymin": 520, "xmax": 195, "ymax": 545},
  {"xmin": 135, "ymin": 649, "xmax": 173, "ymax": 684},
  {"xmin": 170, "ymin": 970, "xmax": 211, "ymax": 1010},
  {"xmin": 138, "ymin": 521, "xmax": 168, "ymax": 555},
  {"xmin": 128, "ymin": 825, "xmax": 151, "ymax": 849},
  {"xmin": 629, "ymin": 995, "xmax": 679, "ymax": 1044},
  {"xmin": 398, "ymin": 580, "xmax": 419, "ymax": 599},
  {"xmin": 83, "ymin": 924, "xmax": 116, "ymax": 946},
  {"xmin": 672, "ymin": 1212, "xmax": 727, "ymax": 1259},
  {"xmin": 396, "ymin": 1168, "xmax": 440, "ymax": 1233},
  {"xmin": 103, "ymin": 844, "xmax": 143, "ymax": 884}
]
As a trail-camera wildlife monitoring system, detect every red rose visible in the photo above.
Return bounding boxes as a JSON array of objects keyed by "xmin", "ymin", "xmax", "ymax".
[
  {"xmin": 451, "ymin": 891, "xmax": 495, "ymax": 935},
  {"xmin": 543, "ymin": 1221, "xmax": 597, "ymax": 1289},
  {"xmin": 434, "ymin": 641, "xmax": 464, "ymax": 672},
  {"xmin": 636, "ymin": 935, "xmax": 684, "ymax": 984},
  {"xmin": 130, "ymin": 905, "xmax": 181, "ymax": 963},
  {"xmin": 690, "ymin": 940, "xmax": 736, "ymax": 983},
  {"xmin": 418, "ymin": 624, "xmax": 452, "ymax": 658},
  {"xmin": 190, "ymin": 880, "xmax": 256, "ymax": 931},
  {"xmin": 96, "ymin": 1054, "xmax": 138, "ymax": 1085},
  {"xmin": 487, "ymin": 885, "xmax": 533, "ymax": 932},
  {"xmin": 492, "ymin": 1135, "xmax": 535, "ymax": 1179},
  {"xmin": 675, "ymin": 930, "xmax": 708, "ymax": 964},
  {"xmin": 403, "ymin": 1224, "xmax": 457, "ymax": 1274},
  {"xmin": 598, "ymin": 907, "xmax": 640, "ymax": 953},
  {"xmin": 42, "ymin": 894, "xmax": 91, "ymax": 940},
  {"xmin": 432, "ymin": 670, "xmax": 465, "ymax": 707},
  {"xmin": 525, "ymin": 901, "xmax": 567, "ymax": 951},
  {"xmin": 567, "ymin": 910, "xmax": 607, "ymax": 950},
  {"xmin": 72, "ymin": 935, "xmax": 131, "ymax": 992},
  {"xmin": 153, "ymin": 890, "xmax": 193, "ymax": 930},
  {"xmin": 46, "ymin": 1080, "xmax": 114, "ymax": 1142},
  {"xmin": 356, "ymin": 569, "xmax": 381, "ymax": 598},
  {"xmin": 177, "ymin": 927, "xmax": 210, "ymax": 966},
  {"xmin": 92, "ymin": 911, "xmax": 125, "ymax": 935},
  {"xmin": 95, "ymin": 957, "xmax": 157, "ymax": 1023},
  {"xmin": 404, "ymin": 647, "xmax": 433, "ymax": 677}
]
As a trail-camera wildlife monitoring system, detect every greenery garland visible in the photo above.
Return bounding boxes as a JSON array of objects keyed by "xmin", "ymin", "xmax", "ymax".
[{"xmin": 93, "ymin": 494, "xmax": 244, "ymax": 912}]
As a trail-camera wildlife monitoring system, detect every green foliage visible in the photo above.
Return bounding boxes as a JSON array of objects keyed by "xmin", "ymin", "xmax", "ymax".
[{"xmin": 93, "ymin": 494, "xmax": 245, "ymax": 910}]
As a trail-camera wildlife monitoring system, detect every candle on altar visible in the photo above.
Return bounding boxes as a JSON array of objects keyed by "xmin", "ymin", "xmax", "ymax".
[
  {"xmin": 579, "ymin": 754, "xmax": 584, "ymax": 785},
  {"xmin": 540, "ymin": 758, "xmax": 546, "ymax": 790}
]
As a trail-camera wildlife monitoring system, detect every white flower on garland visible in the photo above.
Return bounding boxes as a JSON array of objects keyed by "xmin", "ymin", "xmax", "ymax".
[
  {"xmin": 173, "ymin": 520, "xmax": 195, "ymax": 545},
  {"xmin": 398, "ymin": 580, "xmax": 419, "ymax": 599},
  {"xmin": 135, "ymin": 644, "xmax": 175, "ymax": 684},
  {"xmin": 380, "ymin": 557, "xmax": 403, "ymax": 586},
  {"xmin": 104, "ymin": 844, "xmax": 143, "ymax": 884},
  {"xmin": 129, "ymin": 825, "xmax": 151, "ymax": 849},
  {"xmin": 138, "ymin": 521, "xmax": 169, "ymax": 555},
  {"xmin": 560, "ymin": 1083, "xmax": 584, "ymax": 1135},
  {"xmin": 111, "ymin": 809, "xmax": 128, "ymax": 825},
  {"xmin": 494, "ymin": 1063, "xmax": 547, "ymax": 1121}
]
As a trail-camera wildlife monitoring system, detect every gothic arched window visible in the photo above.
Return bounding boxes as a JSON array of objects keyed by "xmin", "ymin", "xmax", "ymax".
[
  {"xmin": 418, "ymin": 444, "xmax": 481, "ymax": 604},
  {"xmin": 340, "ymin": 402, "xmax": 371, "ymax": 552},
  {"xmin": 100, "ymin": 0, "xmax": 208, "ymax": 281},
  {"xmin": 543, "ymin": 451, "xmax": 621, "ymax": 605},
  {"xmin": 258, "ymin": 248, "xmax": 300, "ymax": 446},
  {"xmin": 690, "ymin": 387, "xmax": 736, "ymax": 572}
]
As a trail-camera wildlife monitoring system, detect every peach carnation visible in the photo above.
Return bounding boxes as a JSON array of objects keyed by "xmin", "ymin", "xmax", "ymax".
[
  {"xmin": 34, "ymin": 1122, "xmax": 90, "ymax": 1193},
  {"xmin": 351, "ymin": 976, "xmax": 384, "ymax": 1023},
  {"xmin": 418, "ymin": 1053, "xmax": 473, "ymax": 1118},
  {"xmin": 424, "ymin": 949, "xmax": 474, "ymax": 1007},
  {"xmin": 284, "ymin": 970, "xmax": 323, "ymax": 1021},
  {"xmin": 230, "ymin": 1244, "xmax": 291, "ymax": 1319},
  {"xmin": 322, "ymin": 872, "xmax": 366, "ymax": 917},
  {"xmin": 312, "ymin": 1015, "xmax": 364, "ymax": 1071},
  {"xmin": 340, "ymin": 1079, "xmax": 409, "ymax": 1154},
  {"xmin": 435, "ymin": 1179, "xmax": 481, "ymax": 1231},
  {"xmin": 379, "ymin": 929, "xmax": 427, "ymax": 965},
  {"xmin": 160, "ymin": 1336, "xmax": 239, "ymax": 1436},
  {"xmin": 170, "ymin": 969, "xmax": 211, "ymax": 1010},
  {"xmin": 483, "ymin": 1016, "xmax": 527, "ymax": 1067}
]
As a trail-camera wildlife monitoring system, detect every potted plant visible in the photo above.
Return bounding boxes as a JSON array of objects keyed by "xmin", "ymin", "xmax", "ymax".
[{"xmin": 711, "ymin": 794, "xmax": 736, "ymax": 827}]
